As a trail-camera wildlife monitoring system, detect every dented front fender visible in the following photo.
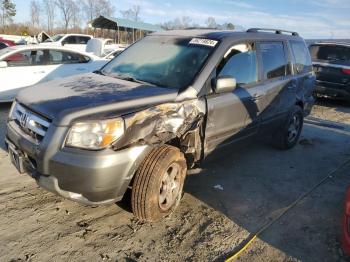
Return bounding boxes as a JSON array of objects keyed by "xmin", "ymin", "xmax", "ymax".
[{"xmin": 113, "ymin": 99, "xmax": 206, "ymax": 166}]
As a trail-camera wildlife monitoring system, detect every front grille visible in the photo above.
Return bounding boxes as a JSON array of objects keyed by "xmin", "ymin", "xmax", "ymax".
[{"xmin": 11, "ymin": 102, "xmax": 51, "ymax": 143}]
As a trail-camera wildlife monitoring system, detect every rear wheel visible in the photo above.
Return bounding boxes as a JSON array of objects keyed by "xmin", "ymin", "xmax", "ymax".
[
  {"xmin": 131, "ymin": 145, "xmax": 187, "ymax": 222},
  {"xmin": 273, "ymin": 105, "xmax": 303, "ymax": 150}
]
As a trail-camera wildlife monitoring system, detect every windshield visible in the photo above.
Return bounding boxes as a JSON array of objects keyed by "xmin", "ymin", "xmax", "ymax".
[
  {"xmin": 101, "ymin": 36, "xmax": 217, "ymax": 89},
  {"xmin": 46, "ymin": 34, "xmax": 64, "ymax": 42},
  {"xmin": 309, "ymin": 44, "xmax": 350, "ymax": 65}
]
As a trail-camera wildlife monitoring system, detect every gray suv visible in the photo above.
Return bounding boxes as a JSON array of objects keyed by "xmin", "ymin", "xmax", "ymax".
[{"xmin": 5, "ymin": 28, "xmax": 315, "ymax": 222}]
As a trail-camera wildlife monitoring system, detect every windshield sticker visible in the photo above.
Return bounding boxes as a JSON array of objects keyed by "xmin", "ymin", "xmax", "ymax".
[{"xmin": 189, "ymin": 38, "xmax": 218, "ymax": 47}]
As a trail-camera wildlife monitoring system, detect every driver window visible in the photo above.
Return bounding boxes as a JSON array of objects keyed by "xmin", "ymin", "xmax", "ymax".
[{"xmin": 217, "ymin": 43, "xmax": 258, "ymax": 86}]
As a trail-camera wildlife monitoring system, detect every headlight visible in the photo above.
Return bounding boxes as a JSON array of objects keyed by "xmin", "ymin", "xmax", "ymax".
[
  {"xmin": 65, "ymin": 118, "xmax": 124, "ymax": 150},
  {"xmin": 8, "ymin": 101, "xmax": 16, "ymax": 118}
]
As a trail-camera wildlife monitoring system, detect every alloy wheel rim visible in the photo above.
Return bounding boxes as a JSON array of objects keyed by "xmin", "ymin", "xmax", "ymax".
[
  {"xmin": 287, "ymin": 114, "xmax": 301, "ymax": 142},
  {"xmin": 159, "ymin": 163, "xmax": 181, "ymax": 211}
]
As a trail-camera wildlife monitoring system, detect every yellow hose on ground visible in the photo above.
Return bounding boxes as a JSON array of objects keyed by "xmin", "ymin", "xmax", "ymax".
[{"xmin": 224, "ymin": 157, "xmax": 350, "ymax": 261}]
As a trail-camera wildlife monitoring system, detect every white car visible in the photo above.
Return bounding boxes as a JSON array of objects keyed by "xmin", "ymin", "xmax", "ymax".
[
  {"xmin": 86, "ymin": 38, "xmax": 125, "ymax": 58},
  {"xmin": 42, "ymin": 34, "xmax": 93, "ymax": 52},
  {"xmin": 0, "ymin": 45, "xmax": 108, "ymax": 102}
]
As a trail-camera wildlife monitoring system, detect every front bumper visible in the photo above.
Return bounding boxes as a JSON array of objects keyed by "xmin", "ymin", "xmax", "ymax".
[{"xmin": 5, "ymin": 119, "xmax": 151, "ymax": 205}]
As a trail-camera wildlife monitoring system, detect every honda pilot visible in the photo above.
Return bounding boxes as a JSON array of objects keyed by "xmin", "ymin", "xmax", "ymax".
[{"xmin": 5, "ymin": 28, "xmax": 315, "ymax": 222}]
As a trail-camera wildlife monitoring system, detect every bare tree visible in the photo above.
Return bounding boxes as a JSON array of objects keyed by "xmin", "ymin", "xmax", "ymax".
[
  {"xmin": 30, "ymin": 0, "xmax": 40, "ymax": 28},
  {"xmin": 98, "ymin": 0, "xmax": 114, "ymax": 17},
  {"xmin": 1, "ymin": 0, "xmax": 16, "ymax": 29},
  {"xmin": 205, "ymin": 17, "xmax": 217, "ymax": 29},
  {"xmin": 120, "ymin": 5, "xmax": 141, "ymax": 21},
  {"xmin": 162, "ymin": 16, "xmax": 192, "ymax": 30},
  {"xmin": 179, "ymin": 16, "xmax": 192, "ymax": 28},
  {"xmin": 223, "ymin": 22, "xmax": 235, "ymax": 30},
  {"xmin": 42, "ymin": 0, "xmax": 55, "ymax": 34},
  {"xmin": 83, "ymin": 0, "xmax": 114, "ymax": 21},
  {"xmin": 71, "ymin": 0, "xmax": 81, "ymax": 29},
  {"xmin": 83, "ymin": 0, "xmax": 95, "ymax": 21},
  {"xmin": 55, "ymin": 0, "xmax": 75, "ymax": 32}
]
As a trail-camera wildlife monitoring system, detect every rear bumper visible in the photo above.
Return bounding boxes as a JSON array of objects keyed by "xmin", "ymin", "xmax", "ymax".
[
  {"xmin": 314, "ymin": 80, "xmax": 350, "ymax": 99},
  {"xmin": 5, "ymin": 120, "xmax": 151, "ymax": 205},
  {"xmin": 303, "ymin": 95, "xmax": 315, "ymax": 117}
]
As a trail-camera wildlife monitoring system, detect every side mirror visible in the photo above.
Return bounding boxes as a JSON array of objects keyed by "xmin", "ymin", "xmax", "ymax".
[
  {"xmin": 0, "ymin": 61, "xmax": 8, "ymax": 68},
  {"xmin": 215, "ymin": 76, "xmax": 237, "ymax": 93},
  {"xmin": 61, "ymin": 41, "xmax": 66, "ymax": 46}
]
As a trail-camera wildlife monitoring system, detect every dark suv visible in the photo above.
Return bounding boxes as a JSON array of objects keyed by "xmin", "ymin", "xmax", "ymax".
[
  {"xmin": 5, "ymin": 28, "xmax": 315, "ymax": 222},
  {"xmin": 309, "ymin": 42, "xmax": 350, "ymax": 101}
]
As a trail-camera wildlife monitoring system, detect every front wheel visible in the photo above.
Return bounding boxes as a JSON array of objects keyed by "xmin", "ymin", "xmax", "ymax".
[
  {"xmin": 273, "ymin": 105, "xmax": 304, "ymax": 150},
  {"xmin": 131, "ymin": 145, "xmax": 187, "ymax": 222}
]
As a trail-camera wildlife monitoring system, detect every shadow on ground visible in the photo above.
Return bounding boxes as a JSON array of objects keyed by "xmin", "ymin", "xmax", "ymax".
[{"xmin": 185, "ymin": 117, "xmax": 350, "ymax": 261}]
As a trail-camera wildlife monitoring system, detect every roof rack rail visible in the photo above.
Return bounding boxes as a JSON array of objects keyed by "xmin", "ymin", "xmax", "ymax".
[
  {"xmin": 183, "ymin": 27, "xmax": 218, "ymax": 30},
  {"xmin": 247, "ymin": 28, "xmax": 299, "ymax": 36}
]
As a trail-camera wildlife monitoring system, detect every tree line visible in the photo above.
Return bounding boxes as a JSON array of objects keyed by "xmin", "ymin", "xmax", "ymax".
[{"xmin": 1, "ymin": 0, "xmax": 235, "ymax": 36}]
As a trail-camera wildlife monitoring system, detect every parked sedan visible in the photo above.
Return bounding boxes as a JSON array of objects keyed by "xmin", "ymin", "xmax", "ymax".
[
  {"xmin": 0, "ymin": 37, "xmax": 15, "ymax": 50},
  {"xmin": 0, "ymin": 45, "xmax": 108, "ymax": 102},
  {"xmin": 343, "ymin": 187, "xmax": 350, "ymax": 256},
  {"xmin": 309, "ymin": 43, "xmax": 350, "ymax": 101}
]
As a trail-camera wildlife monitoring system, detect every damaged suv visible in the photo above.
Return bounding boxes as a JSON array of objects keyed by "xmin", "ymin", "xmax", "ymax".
[{"xmin": 5, "ymin": 28, "xmax": 315, "ymax": 222}]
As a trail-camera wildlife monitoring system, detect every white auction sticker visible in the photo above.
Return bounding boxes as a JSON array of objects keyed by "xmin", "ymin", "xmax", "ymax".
[{"xmin": 189, "ymin": 38, "xmax": 218, "ymax": 47}]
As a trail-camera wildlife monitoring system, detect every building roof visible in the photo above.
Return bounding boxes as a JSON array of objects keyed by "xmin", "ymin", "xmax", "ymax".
[{"xmin": 90, "ymin": 16, "xmax": 163, "ymax": 32}]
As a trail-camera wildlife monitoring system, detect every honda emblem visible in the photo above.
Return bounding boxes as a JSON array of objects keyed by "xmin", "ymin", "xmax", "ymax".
[{"xmin": 19, "ymin": 113, "xmax": 29, "ymax": 128}]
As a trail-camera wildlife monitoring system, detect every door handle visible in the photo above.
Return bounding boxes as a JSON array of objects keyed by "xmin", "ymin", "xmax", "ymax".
[
  {"xmin": 76, "ymin": 68, "xmax": 86, "ymax": 71},
  {"xmin": 252, "ymin": 93, "xmax": 263, "ymax": 100},
  {"xmin": 34, "ymin": 71, "xmax": 45, "ymax": 74},
  {"xmin": 288, "ymin": 82, "xmax": 298, "ymax": 89}
]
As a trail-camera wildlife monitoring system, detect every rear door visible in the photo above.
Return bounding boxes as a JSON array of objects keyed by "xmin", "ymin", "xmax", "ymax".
[
  {"xmin": 76, "ymin": 36, "xmax": 92, "ymax": 51},
  {"xmin": 290, "ymin": 41, "xmax": 314, "ymax": 108},
  {"xmin": 62, "ymin": 35, "xmax": 90, "ymax": 52},
  {"xmin": 47, "ymin": 50, "xmax": 91, "ymax": 80},
  {"xmin": 257, "ymin": 41, "xmax": 296, "ymax": 128}
]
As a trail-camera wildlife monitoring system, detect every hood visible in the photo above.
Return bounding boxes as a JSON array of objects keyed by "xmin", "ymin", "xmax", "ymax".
[{"xmin": 17, "ymin": 73, "xmax": 179, "ymax": 125}]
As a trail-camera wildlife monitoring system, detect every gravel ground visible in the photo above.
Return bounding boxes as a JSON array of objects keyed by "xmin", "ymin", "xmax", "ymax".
[
  {"xmin": 0, "ymin": 99, "xmax": 350, "ymax": 262},
  {"xmin": 311, "ymin": 98, "xmax": 350, "ymax": 124}
]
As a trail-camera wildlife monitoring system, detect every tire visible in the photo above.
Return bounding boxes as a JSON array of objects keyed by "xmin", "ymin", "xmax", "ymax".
[
  {"xmin": 273, "ymin": 105, "xmax": 304, "ymax": 150},
  {"xmin": 131, "ymin": 145, "xmax": 187, "ymax": 222}
]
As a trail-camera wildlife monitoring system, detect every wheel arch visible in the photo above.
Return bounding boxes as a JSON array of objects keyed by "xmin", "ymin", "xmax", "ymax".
[{"xmin": 295, "ymin": 100, "xmax": 304, "ymax": 110}]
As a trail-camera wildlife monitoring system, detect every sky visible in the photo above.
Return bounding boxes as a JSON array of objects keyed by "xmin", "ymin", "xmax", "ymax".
[{"xmin": 12, "ymin": 0, "xmax": 350, "ymax": 39}]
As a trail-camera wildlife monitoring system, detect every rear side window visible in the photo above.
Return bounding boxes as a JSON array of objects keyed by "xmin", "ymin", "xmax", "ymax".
[
  {"xmin": 77, "ymin": 36, "xmax": 91, "ymax": 44},
  {"xmin": 5, "ymin": 50, "xmax": 47, "ymax": 66},
  {"xmin": 0, "ymin": 42, "xmax": 7, "ymax": 50},
  {"xmin": 260, "ymin": 42, "xmax": 289, "ymax": 79},
  {"xmin": 218, "ymin": 43, "xmax": 258, "ymax": 85},
  {"xmin": 49, "ymin": 50, "xmax": 90, "ymax": 64},
  {"xmin": 63, "ymin": 36, "xmax": 77, "ymax": 44},
  {"xmin": 290, "ymin": 41, "xmax": 312, "ymax": 74},
  {"xmin": 309, "ymin": 44, "xmax": 350, "ymax": 66}
]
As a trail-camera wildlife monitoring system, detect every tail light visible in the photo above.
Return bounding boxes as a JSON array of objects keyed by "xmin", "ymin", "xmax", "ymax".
[{"xmin": 342, "ymin": 69, "xmax": 350, "ymax": 75}]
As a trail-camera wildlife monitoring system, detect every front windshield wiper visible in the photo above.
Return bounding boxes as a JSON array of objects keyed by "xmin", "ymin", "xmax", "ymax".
[
  {"xmin": 108, "ymin": 73, "xmax": 153, "ymax": 85},
  {"xmin": 93, "ymin": 70, "xmax": 105, "ymax": 75}
]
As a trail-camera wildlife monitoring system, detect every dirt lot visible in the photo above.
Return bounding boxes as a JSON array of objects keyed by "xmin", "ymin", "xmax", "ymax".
[{"xmin": 0, "ymin": 99, "xmax": 350, "ymax": 262}]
